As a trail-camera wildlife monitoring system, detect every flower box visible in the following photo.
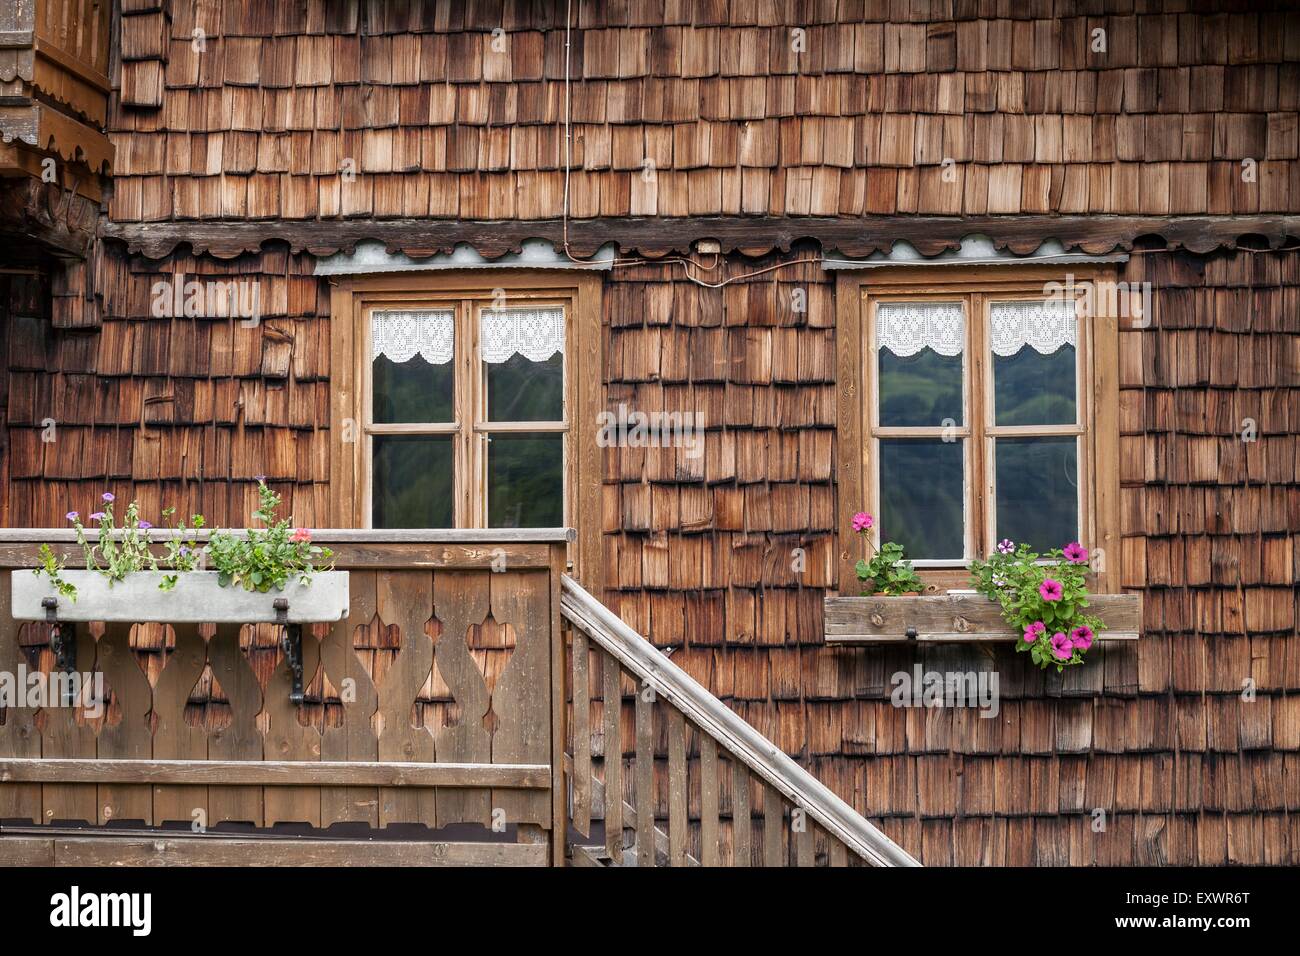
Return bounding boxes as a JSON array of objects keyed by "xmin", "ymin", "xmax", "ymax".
[
  {"xmin": 823, "ymin": 592, "xmax": 1141, "ymax": 645},
  {"xmin": 10, "ymin": 570, "xmax": 350, "ymax": 624}
]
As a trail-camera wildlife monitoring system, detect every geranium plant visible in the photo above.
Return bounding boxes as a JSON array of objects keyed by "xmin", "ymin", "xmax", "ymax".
[
  {"xmin": 851, "ymin": 511, "xmax": 925, "ymax": 596},
  {"xmin": 205, "ymin": 478, "xmax": 332, "ymax": 593},
  {"xmin": 969, "ymin": 538, "xmax": 1103, "ymax": 671}
]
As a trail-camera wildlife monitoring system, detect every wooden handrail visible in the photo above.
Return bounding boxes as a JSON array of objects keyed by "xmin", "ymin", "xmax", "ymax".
[{"xmin": 560, "ymin": 575, "xmax": 920, "ymax": 868}]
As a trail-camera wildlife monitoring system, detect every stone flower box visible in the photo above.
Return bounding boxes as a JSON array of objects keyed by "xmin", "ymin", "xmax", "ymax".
[
  {"xmin": 822, "ymin": 592, "xmax": 1142, "ymax": 645},
  {"xmin": 10, "ymin": 570, "xmax": 350, "ymax": 624}
]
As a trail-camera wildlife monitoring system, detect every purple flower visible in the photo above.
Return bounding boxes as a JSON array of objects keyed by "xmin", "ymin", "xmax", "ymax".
[
  {"xmin": 253, "ymin": 474, "xmax": 267, "ymax": 483},
  {"xmin": 997, "ymin": 539, "xmax": 1015, "ymax": 554},
  {"xmin": 101, "ymin": 492, "xmax": 115, "ymax": 503},
  {"xmin": 65, "ymin": 511, "xmax": 79, "ymax": 522},
  {"xmin": 1039, "ymin": 579, "xmax": 1064, "ymax": 602},
  {"xmin": 1050, "ymin": 632, "xmax": 1073, "ymax": 660},
  {"xmin": 179, "ymin": 546, "xmax": 191, "ymax": 556},
  {"xmin": 89, "ymin": 512, "xmax": 105, "ymax": 521},
  {"xmin": 1070, "ymin": 625, "xmax": 1094, "ymax": 651},
  {"xmin": 1063, "ymin": 541, "xmax": 1089, "ymax": 564},
  {"xmin": 138, "ymin": 521, "xmax": 153, "ymax": 530},
  {"xmin": 1023, "ymin": 620, "xmax": 1046, "ymax": 643}
]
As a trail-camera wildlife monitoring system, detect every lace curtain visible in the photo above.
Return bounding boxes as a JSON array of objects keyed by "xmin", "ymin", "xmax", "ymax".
[
  {"xmin": 371, "ymin": 309, "xmax": 455, "ymax": 364},
  {"xmin": 481, "ymin": 307, "xmax": 565, "ymax": 363},
  {"xmin": 876, "ymin": 302, "xmax": 964, "ymax": 357},
  {"xmin": 989, "ymin": 300, "xmax": 1077, "ymax": 356}
]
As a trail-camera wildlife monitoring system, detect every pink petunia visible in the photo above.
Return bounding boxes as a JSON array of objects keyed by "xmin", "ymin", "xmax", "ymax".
[
  {"xmin": 1063, "ymin": 541, "xmax": 1089, "ymax": 564},
  {"xmin": 1050, "ymin": 632, "xmax": 1073, "ymax": 660},
  {"xmin": 1070, "ymin": 626, "xmax": 1094, "ymax": 651},
  {"xmin": 1026, "ymin": 621, "xmax": 1046, "ymax": 637},
  {"xmin": 852, "ymin": 512, "xmax": 874, "ymax": 533},
  {"xmin": 1022, "ymin": 626, "xmax": 1038, "ymax": 643},
  {"xmin": 1039, "ymin": 578, "xmax": 1064, "ymax": 602}
]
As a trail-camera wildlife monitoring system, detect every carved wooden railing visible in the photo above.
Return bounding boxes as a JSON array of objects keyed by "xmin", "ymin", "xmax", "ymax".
[
  {"xmin": 560, "ymin": 576, "xmax": 919, "ymax": 868},
  {"xmin": 0, "ymin": 530, "xmax": 569, "ymax": 867}
]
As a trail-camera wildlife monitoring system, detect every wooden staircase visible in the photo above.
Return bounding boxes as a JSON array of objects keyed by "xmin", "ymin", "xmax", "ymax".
[{"xmin": 560, "ymin": 576, "xmax": 919, "ymax": 868}]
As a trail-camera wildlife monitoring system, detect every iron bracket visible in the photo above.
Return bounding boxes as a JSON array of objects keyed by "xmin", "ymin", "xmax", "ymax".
[
  {"xmin": 275, "ymin": 598, "xmax": 305, "ymax": 705},
  {"xmin": 41, "ymin": 597, "xmax": 77, "ymax": 705}
]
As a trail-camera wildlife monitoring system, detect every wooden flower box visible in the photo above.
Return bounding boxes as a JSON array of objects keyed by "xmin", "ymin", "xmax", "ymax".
[
  {"xmin": 10, "ymin": 570, "xmax": 350, "ymax": 624},
  {"xmin": 822, "ymin": 592, "xmax": 1142, "ymax": 645}
]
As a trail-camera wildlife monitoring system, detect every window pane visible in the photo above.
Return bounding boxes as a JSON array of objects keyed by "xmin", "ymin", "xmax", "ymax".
[
  {"xmin": 878, "ymin": 439, "xmax": 964, "ymax": 560},
  {"xmin": 487, "ymin": 353, "xmax": 563, "ymax": 422},
  {"xmin": 372, "ymin": 436, "xmax": 454, "ymax": 528},
  {"xmin": 995, "ymin": 437, "xmax": 1079, "ymax": 551},
  {"xmin": 371, "ymin": 310, "xmax": 455, "ymax": 423},
  {"xmin": 990, "ymin": 300, "xmax": 1077, "ymax": 426},
  {"xmin": 876, "ymin": 302, "xmax": 964, "ymax": 427},
  {"xmin": 488, "ymin": 433, "xmax": 563, "ymax": 528}
]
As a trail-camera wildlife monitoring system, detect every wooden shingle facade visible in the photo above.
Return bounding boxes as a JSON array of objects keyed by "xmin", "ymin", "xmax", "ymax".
[{"xmin": 1, "ymin": 0, "xmax": 1298, "ymax": 866}]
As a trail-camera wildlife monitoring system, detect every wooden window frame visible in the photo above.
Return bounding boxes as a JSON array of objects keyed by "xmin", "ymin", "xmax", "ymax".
[
  {"xmin": 329, "ymin": 270, "xmax": 603, "ymax": 589},
  {"xmin": 835, "ymin": 265, "xmax": 1122, "ymax": 595}
]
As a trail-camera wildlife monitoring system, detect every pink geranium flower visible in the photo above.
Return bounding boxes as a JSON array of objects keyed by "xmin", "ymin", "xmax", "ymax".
[
  {"xmin": 1039, "ymin": 578, "xmax": 1064, "ymax": 602},
  {"xmin": 1063, "ymin": 541, "xmax": 1089, "ymax": 564},
  {"xmin": 852, "ymin": 511, "xmax": 874, "ymax": 533},
  {"xmin": 1070, "ymin": 625, "xmax": 1094, "ymax": 651},
  {"xmin": 1050, "ymin": 632, "xmax": 1073, "ymax": 660},
  {"xmin": 290, "ymin": 527, "xmax": 312, "ymax": 543}
]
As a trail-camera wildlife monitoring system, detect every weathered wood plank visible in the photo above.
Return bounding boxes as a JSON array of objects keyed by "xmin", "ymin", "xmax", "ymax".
[
  {"xmin": 0, "ymin": 574, "xmax": 40, "ymax": 823},
  {"xmin": 634, "ymin": 681, "xmax": 653, "ymax": 867},
  {"xmin": 700, "ymin": 734, "xmax": 719, "ymax": 866},
  {"xmin": 823, "ymin": 593, "xmax": 1141, "ymax": 643},
  {"xmin": 0, "ymin": 836, "xmax": 549, "ymax": 867},
  {"xmin": 319, "ymin": 571, "xmax": 379, "ymax": 828},
  {"xmin": 376, "ymin": 571, "xmax": 435, "ymax": 827},
  {"xmin": 763, "ymin": 784, "xmax": 783, "ymax": 867},
  {"xmin": 149, "ymin": 623, "xmax": 208, "ymax": 826},
  {"xmin": 602, "ymin": 649, "xmax": 623, "ymax": 862},
  {"xmin": 667, "ymin": 708, "xmax": 686, "ymax": 867},
  {"xmin": 93, "ymin": 622, "xmax": 152, "ymax": 825},
  {"xmin": 732, "ymin": 759, "xmax": 751, "ymax": 867},
  {"xmin": 39, "ymin": 623, "xmax": 98, "ymax": 824},
  {"xmin": 570, "ymin": 628, "xmax": 591, "ymax": 838},
  {"xmin": 205, "ymin": 623, "xmax": 264, "ymax": 826},
  {"xmin": 0, "ymin": 758, "xmax": 550, "ymax": 787}
]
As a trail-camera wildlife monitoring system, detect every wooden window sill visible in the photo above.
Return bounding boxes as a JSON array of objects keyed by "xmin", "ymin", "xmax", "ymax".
[{"xmin": 823, "ymin": 592, "xmax": 1142, "ymax": 645}]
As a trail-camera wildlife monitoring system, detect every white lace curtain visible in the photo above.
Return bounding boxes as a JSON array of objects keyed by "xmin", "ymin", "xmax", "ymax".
[
  {"xmin": 876, "ymin": 302, "xmax": 964, "ymax": 357},
  {"xmin": 990, "ymin": 300, "xmax": 1077, "ymax": 356},
  {"xmin": 480, "ymin": 307, "xmax": 565, "ymax": 363},
  {"xmin": 875, "ymin": 300, "xmax": 1077, "ymax": 358},
  {"xmin": 371, "ymin": 309, "xmax": 455, "ymax": 364}
]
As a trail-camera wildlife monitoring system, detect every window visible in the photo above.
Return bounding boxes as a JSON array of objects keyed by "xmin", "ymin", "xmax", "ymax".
[
  {"xmin": 836, "ymin": 268, "xmax": 1122, "ymax": 592},
  {"xmin": 330, "ymin": 272, "xmax": 602, "ymax": 576}
]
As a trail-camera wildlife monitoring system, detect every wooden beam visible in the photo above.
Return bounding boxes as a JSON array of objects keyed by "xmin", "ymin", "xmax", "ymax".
[
  {"xmin": 0, "ymin": 836, "xmax": 549, "ymax": 867},
  {"xmin": 0, "ymin": 758, "xmax": 551, "ymax": 789},
  {"xmin": 822, "ymin": 593, "xmax": 1142, "ymax": 644},
  {"xmin": 99, "ymin": 215, "xmax": 1300, "ymax": 261}
]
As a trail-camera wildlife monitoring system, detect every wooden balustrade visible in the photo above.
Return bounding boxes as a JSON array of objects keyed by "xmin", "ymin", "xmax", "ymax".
[
  {"xmin": 560, "ymin": 575, "xmax": 919, "ymax": 868},
  {"xmin": 0, "ymin": 530, "xmax": 570, "ymax": 867}
]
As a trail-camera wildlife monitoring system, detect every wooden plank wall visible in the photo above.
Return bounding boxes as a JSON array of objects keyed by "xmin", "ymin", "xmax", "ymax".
[
  {"xmin": 0, "ymin": 553, "xmax": 556, "ymax": 835},
  {"xmin": 103, "ymin": 2, "xmax": 1300, "ymax": 223}
]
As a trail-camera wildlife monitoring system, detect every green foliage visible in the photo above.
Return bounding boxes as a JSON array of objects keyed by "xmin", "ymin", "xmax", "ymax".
[
  {"xmin": 969, "ymin": 543, "xmax": 1104, "ymax": 672},
  {"xmin": 855, "ymin": 541, "xmax": 925, "ymax": 596},
  {"xmin": 33, "ymin": 544, "xmax": 78, "ymax": 601},
  {"xmin": 205, "ymin": 480, "xmax": 333, "ymax": 593},
  {"xmin": 157, "ymin": 507, "xmax": 206, "ymax": 592}
]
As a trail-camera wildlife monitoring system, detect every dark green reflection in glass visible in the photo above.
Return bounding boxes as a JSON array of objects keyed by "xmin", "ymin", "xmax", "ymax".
[
  {"xmin": 487, "ymin": 353, "xmax": 563, "ymax": 422},
  {"xmin": 488, "ymin": 433, "xmax": 563, "ymax": 528},
  {"xmin": 995, "ymin": 437, "xmax": 1078, "ymax": 551},
  {"xmin": 878, "ymin": 348, "xmax": 963, "ymax": 427},
  {"xmin": 372, "ymin": 356, "xmax": 455, "ymax": 424},
  {"xmin": 878, "ymin": 439, "xmax": 964, "ymax": 560},
  {"xmin": 993, "ymin": 346, "xmax": 1076, "ymax": 426},
  {"xmin": 372, "ymin": 436, "xmax": 454, "ymax": 528}
]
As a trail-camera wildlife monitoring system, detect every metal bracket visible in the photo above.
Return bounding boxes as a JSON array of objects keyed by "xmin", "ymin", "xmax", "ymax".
[
  {"xmin": 41, "ymin": 597, "xmax": 77, "ymax": 705},
  {"xmin": 905, "ymin": 626, "xmax": 918, "ymax": 640},
  {"xmin": 275, "ymin": 598, "xmax": 305, "ymax": 705}
]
